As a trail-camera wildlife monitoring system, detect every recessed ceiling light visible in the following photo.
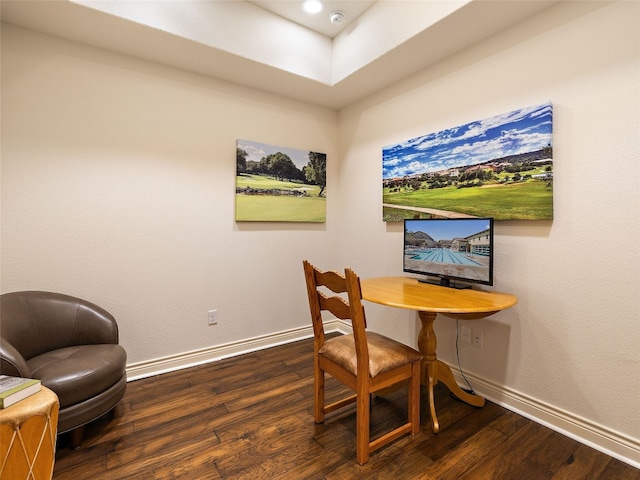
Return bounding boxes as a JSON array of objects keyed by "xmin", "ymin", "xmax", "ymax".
[{"xmin": 302, "ymin": 0, "xmax": 323, "ymax": 14}]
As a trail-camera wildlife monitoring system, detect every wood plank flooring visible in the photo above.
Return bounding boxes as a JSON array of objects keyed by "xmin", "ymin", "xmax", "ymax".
[{"xmin": 53, "ymin": 337, "xmax": 639, "ymax": 479}]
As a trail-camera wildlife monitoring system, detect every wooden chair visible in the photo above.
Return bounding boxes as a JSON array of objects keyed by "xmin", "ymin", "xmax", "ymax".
[{"xmin": 302, "ymin": 260, "xmax": 422, "ymax": 464}]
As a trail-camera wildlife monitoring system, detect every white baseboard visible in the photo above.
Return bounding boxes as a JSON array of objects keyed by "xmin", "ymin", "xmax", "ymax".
[
  {"xmin": 125, "ymin": 319, "xmax": 350, "ymax": 382},
  {"xmin": 447, "ymin": 363, "xmax": 640, "ymax": 469},
  {"xmin": 126, "ymin": 323, "xmax": 638, "ymax": 469}
]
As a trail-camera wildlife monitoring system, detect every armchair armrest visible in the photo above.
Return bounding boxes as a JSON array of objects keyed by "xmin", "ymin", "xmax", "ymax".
[
  {"xmin": 0, "ymin": 338, "xmax": 31, "ymax": 377},
  {"xmin": 72, "ymin": 301, "xmax": 119, "ymax": 345}
]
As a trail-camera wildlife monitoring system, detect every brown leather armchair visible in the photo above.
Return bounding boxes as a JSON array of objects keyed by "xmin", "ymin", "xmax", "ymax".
[{"xmin": 0, "ymin": 291, "xmax": 127, "ymax": 448}]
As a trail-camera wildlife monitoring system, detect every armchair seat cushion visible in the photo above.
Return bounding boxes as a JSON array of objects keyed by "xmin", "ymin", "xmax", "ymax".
[{"xmin": 27, "ymin": 344, "xmax": 127, "ymax": 407}]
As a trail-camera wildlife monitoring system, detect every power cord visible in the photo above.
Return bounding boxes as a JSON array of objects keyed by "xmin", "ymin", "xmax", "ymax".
[{"xmin": 455, "ymin": 319, "xmax": 475, "ymax": 395}]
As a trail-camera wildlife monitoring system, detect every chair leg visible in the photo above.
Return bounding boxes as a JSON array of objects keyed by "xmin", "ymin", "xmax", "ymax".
[
  {"xmin": 68, "ymin": 425, "xmax": 85, "ymax": 449},
  {"xmin": 356, "ymin": 391, "xmax": 371, "ymax": 465},
  {"xmin": 409, "ymin": 361, "xmax": 421, "ymax": 435},
  {"xmin": 314, "ymin": 363, "xmax": 325, "ymax": 423}
]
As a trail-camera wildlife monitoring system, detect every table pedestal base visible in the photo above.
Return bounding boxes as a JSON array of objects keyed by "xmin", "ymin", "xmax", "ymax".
[{"xmin": 418, "ymin": 311, "xmax": 485, "ymax": 433}]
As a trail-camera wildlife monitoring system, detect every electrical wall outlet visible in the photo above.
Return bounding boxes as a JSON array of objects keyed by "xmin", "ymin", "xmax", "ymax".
[
  {"xmin": 208, "ymin": 309, "xmax": 218, "ymax": 325},
  {"xmin": 461, "ymin": 326, "xmax": 471, "ymax": 344},
  {"xmin": 472, "ymin": 331, "xmax": 483, "ymax": 348}
]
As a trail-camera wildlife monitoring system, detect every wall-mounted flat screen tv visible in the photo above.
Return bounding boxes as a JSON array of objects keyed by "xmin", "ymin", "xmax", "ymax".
[{"xmin": 403, "ymin": 218, "xmax": 494, "ymax": 288}]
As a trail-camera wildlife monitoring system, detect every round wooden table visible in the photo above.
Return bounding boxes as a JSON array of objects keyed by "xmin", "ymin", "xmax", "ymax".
[
  {"xmin": 360, "ymin": 276, "xmax": 517, "ymax": 433},
  {"xmin": 0, "ymin": 386, "xmax": 60, "ymax": 480}
]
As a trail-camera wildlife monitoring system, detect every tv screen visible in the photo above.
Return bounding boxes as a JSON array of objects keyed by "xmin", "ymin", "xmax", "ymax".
[{"xmin": 403, "ymin": 217, "xmax": 494, "ymax": 288}]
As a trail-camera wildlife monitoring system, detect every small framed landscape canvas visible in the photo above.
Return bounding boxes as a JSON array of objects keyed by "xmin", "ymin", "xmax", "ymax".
[
  {"xmin": 382, "ymin": 103, "xmax": 553, "ymax": 221},
  {"xmin": 236, "ymin": 139, "xmax": 326, "ymax": 222}
]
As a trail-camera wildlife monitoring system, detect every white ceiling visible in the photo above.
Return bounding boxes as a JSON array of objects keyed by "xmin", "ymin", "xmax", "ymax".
[
  {"xmin": 246, "ymin": 0, "xmax": 377, "ymax": 38},
  {"xmin": 0, "ymin": 0, "xmax": 561, "ymax": 109}
]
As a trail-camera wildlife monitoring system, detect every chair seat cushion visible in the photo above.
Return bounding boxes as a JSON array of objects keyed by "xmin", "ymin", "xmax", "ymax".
[
  {"xmin": 320, "ymin": 332, "xmax": 422, "ymax": 377},
  {"xmin": 26, "ymin": 345, "xmax": 127, "ymax": 407}
]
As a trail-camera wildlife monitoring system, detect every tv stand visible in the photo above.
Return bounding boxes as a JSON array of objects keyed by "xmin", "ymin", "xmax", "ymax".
[{"xmin": 418, "ymin": 277, "xmax": 471, "ymax": 290}]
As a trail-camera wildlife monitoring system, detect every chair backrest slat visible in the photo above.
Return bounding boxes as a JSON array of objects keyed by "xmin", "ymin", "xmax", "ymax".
[
  {"xmin": 318, "ymin": 294, "xmax": 351, "ymax": 320},
  {"xmin": 315, "ymin": 269, "xmax": 348, "ymax": 294}
]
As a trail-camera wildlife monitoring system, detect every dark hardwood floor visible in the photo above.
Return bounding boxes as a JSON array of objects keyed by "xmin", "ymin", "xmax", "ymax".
[{"xmin": 53, "ymin": 337, "xmax": 639, "ymax": 479}]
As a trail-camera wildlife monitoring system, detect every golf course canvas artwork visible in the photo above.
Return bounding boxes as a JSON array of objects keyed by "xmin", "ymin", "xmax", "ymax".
[
  {"xmin": 382, "ymin": 103, "xmax": 553, "ymax": 221},
  {"xmin": 236, "ymin": 139, "xmax": 326, "ymax": 222}
]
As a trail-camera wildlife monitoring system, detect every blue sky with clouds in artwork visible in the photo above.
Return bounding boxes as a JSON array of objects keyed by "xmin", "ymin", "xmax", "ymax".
[
  {"xmin": 383, "ymin": 103, "xmax": 553, "ymax": 180},
  {"xmin": 237, "ymin": 139, "xmax": 315, "ymax": 170}
]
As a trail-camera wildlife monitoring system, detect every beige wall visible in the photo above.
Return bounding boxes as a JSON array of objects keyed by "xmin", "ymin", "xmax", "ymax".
[
  {"xmin": 1, "ymin": 23, "xmax": 339, "ymax": 364},
  {"xmin": 336, "ymin": 0, "xmax": 639, "ymax": 465},
  {"xmin": 2, "ymin": 0, "xmax": 638, "ymax": 466}
]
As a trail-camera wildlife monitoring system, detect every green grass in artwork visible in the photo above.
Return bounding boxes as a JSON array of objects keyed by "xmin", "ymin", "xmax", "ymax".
[
  {"xmin": 236, "ymin": 196, "xmax": 325, "ymax": 222},
  {"xmin": 236, "ymin": 174, "xmax": 325, "ymax": 222},
  {"xmin": 383, "ymin": 180, "xmax": 553, "ymax": 221}
]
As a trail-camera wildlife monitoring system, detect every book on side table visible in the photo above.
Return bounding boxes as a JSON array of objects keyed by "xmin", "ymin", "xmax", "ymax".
[{"xmin": 0, "ymin": 375, "xmax": 42, "ymax": 408}]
